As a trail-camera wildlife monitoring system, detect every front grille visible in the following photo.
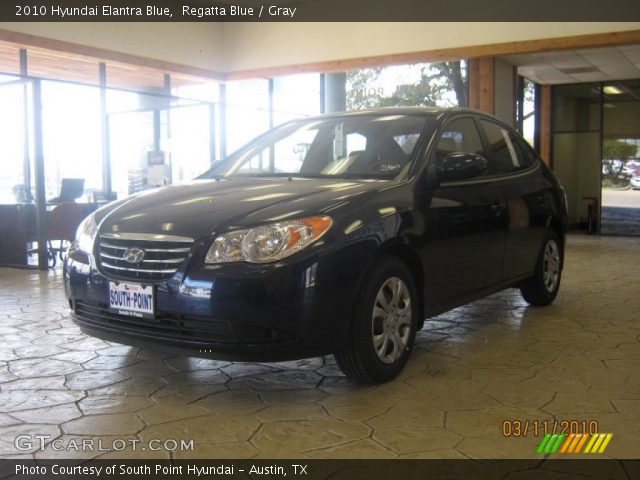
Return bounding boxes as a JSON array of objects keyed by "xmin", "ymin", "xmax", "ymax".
[
  {"xmin": 97, "ymin": 232, "xmax": 194, "ymax": 282},
  {"xmin": 74, "ymin": 300, "xmax": 236, "ymax": 343}
]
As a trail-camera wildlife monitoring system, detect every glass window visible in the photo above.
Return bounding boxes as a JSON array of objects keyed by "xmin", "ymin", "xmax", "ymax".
[
  {"xmin": 204, "ymin": 114, "xmax": 431, "ymax": 180},
  {"xmin": 433, "ymin": 117, "xmax": 483, "ymax": 166},
  {"xmin": 107, "ymin": 90, "xmax": 158, "ymax": 199},
  {"xmin": 479, "ymin": 120, "xmax": 525, "ymax": 175},
  {"xmin": 346, "ymin": 61, "xmax": 468, "ymax": 111},
  {"xmin": 520, "ymin": 78, "xmax": 537, "ymax": 148},
  {"xmin": 0, "ymin": 78, "xmax": 31, "ymax": 204},
  {"xmin": 273, "ymin": 74, "xmax": 321, "ymax": 125},
  {"xmin": 553, "ymin": 83, "xmax": 601, "ymax": 133},
  {"xmin": 226, "ymin": 79, "xmax": 270, "ymax": 154},
  {"xmin": 170, "ymin": 103, "xmax": 213, "ymax": 183},
  {"xmin": 41, "ymin": 81, "xmax": 102, "ymax": 201}
]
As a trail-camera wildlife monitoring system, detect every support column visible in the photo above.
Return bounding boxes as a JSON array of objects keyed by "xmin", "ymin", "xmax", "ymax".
[
  {"xmin": 323, "ymin": 73, "xmax": 346, "ymax": 113},
  {"xmin": 219, "ymin": 84, "xmax": 227, "ymax": 158},
  {"xmin": 32, "ymin": 79, "xmax": 48, "ymax": 270},
  {"xmin": 319, "ymin": 74, "xmax": 326, "ymax": 114},
  {"xmin": 268, "ymin": 78, "xmax": 275, "ymax": 171},
  {"xmin": 19, "ymin": 49, "xmax": 32, "ymax": 202},
  {"xmin": 99, "ymin": 63, "xmax": 111, "ymax": 197},
  {"xmin": 539, "ymin": 85, "xmax": 552, "ymax": 166},
  {"xmin": 468, "ymin": 57, "xmax": 495, "ymax": 114}
]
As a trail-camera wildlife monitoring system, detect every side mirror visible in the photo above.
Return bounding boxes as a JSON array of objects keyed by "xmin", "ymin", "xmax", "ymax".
[{"xmin": 437, "ymin": 152, "xmax": 488, "ymax": 182}]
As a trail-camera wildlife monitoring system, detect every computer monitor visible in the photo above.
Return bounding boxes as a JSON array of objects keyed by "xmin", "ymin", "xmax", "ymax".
[{"xmin": 56, "ymin": 178, "xmax": 84, "ymax": 202}]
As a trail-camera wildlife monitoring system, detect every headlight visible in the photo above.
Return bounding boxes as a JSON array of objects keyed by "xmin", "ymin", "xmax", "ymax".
[
  {"xmin": 73, "ymin": 214, "xmax": 98, "ymax": 255},
  {"xmin": 206, "ymin": 216, "xmax": 332, "ymax": 264}
]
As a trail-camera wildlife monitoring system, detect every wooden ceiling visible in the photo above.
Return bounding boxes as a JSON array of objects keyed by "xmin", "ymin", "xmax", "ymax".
[
  {"xmin": 0, "ymin": 36, "xmax": 219, "ymax": 91},
  {"xmin": 0, "ymin": 42, "xmax": 20, "ymax": 76}
]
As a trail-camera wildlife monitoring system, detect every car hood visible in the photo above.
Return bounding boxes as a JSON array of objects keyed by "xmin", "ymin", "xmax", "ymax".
[{"xmin": 98, "ymin": 177, "xmax": 390, "ymax": 240}]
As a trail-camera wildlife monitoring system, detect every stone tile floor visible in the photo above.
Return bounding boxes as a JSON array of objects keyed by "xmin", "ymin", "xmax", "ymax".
[{"xmin": 0, "ymin": 234, "xmax": 638, "ymax": 459}]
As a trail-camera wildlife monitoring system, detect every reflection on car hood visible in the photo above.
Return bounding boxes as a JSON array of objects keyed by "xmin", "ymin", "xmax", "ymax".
[{"xmin": 98, "ymin": 177, "xmax": 388, "ymax": 240}]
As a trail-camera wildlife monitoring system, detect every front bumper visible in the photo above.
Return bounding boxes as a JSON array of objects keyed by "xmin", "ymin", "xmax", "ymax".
[{"xmin": 64, "ymin": 245, "xmax": 367, "ymax": 362}]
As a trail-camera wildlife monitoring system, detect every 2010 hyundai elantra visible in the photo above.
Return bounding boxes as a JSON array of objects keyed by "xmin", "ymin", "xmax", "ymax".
[{"xmin": 65, "ymin": 108, "xmax": 568, "ymax": 383}]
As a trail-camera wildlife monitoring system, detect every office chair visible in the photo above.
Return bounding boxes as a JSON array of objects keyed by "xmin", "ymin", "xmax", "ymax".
[
  {"xmin": 27, "ymin": 202, "xmax": 88, "ymax": 268},
  {"xmin": 46, "ymin": 202, "xmax": 88, "ymax": 266}
]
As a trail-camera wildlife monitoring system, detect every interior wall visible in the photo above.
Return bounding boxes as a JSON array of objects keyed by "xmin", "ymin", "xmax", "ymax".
[
  {"xmin": 0, "ymin": 22, "xmax": 226, "ymax": 71},
  {"xmin": 494, "ymin": 57, "xmax": 515, "ymax": 126},
  {"xmin": 1, "ymin": 22, "xmax": 639, "ymax": 76},
  {"xmin": 222, "ymin": 22, "xmax": 640, "ymax": 73},
  {"xmin": 553, "ymin": 132, "xmax": 601, "ymax": 226}
]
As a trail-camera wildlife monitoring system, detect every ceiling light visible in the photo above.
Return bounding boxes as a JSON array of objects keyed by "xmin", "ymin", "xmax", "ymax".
[{"xmin": 603, "ymin": 86, "xmax": 623, "ymax": 95}]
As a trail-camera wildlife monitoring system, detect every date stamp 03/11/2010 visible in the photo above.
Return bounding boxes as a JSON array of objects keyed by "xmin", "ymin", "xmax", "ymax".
[
  {"xmin": 502, "ymin": 418, "xmax": 599, "ymax": 437},
  {"xmin": 502, "ymin": 419, "xmax": 613, "ymax": 455}
]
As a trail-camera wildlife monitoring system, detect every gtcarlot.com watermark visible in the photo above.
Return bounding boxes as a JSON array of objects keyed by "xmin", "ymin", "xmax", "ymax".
[{"xmin": 15, "ymin": 434, "xmax": 194, "ymax": 453}]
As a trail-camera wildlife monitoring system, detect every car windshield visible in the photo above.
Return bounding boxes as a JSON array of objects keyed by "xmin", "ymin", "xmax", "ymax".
[{"xmin": 201, "ymin": 114, "xmax": 432, "ymax": 180}]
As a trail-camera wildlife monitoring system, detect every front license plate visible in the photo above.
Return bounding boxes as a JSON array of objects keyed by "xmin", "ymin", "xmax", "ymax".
[{"xmin": 108, "ymin": 281, "xmax": 154, "ymax": 318}]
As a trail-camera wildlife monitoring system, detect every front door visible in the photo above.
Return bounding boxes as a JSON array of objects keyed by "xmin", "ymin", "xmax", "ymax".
[{"xmin": 419, "ymin": 116, "xmax": 508, "ymax": 310}]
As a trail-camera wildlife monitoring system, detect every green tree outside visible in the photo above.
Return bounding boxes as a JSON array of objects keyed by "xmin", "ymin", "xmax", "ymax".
[
  {"xmin": 602, "ymin": 139, "xmax": 637, "ymax": 187},
  {"xmin": 346, "ymin": 61, "xmax": 468, "ymax": 111}
]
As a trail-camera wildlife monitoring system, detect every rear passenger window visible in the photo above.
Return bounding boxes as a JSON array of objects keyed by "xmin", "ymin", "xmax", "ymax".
[
  {"xmin": 433, "ymin": 118, "xmax": 484, "ymax": 167},
  {"xmin": 480, "ymin": 120, "xmax": 527, "ymax": 175},
  {"xmin": 515, "ymin": 138, "xmax": 538, "ymax": 168}
]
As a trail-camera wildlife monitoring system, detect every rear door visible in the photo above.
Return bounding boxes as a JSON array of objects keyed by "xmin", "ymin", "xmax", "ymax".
[
  {"xmin": 476, "ymin": 118, "xmax": 548, "ymax": 281},
  {"xmin": 420, "ymin": 115, "xmax": 508, "ymax": 309}
]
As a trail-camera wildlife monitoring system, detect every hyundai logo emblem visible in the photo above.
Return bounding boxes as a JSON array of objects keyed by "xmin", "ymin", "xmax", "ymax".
[{"xmin": 123, "ymin": 247, "xmax": 145, "ymax": 264}]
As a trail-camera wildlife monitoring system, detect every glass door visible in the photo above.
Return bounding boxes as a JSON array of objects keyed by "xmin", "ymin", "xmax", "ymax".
[{"xmin": 600, "ymin": 80, "xmax": 640, "ymax": 235}]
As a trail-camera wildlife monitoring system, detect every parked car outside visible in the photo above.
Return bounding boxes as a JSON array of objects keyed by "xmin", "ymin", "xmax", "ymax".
[
  {"xmin": 65, "ymin": 108, "xmax": 568, "ymax": 383},
  {"xmin": 631, "ymin": 175, "xmax": 640, "ymax": 190}
]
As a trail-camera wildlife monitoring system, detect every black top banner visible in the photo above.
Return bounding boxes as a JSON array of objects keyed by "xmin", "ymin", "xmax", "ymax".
[{"xmin": 3, "ymin": 0, "xmax": 640, "ymax": 21}]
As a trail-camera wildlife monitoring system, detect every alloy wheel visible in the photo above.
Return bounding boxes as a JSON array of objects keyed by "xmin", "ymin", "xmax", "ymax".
[
  {"xmin": 542, "ymin": 239, "xmax": 560, "ymax": 292},
  {"xmin": 371, "ymin": 277, "xmax": 412, "ymax": 364}
]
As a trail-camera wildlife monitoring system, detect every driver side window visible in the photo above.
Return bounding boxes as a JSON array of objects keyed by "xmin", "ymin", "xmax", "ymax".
[{"xmin": 433, "ymin": 118, "xmax": 484, "ymax": 168}]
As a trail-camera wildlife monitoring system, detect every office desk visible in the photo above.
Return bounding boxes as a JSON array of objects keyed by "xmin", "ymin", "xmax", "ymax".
[
  {"xmin": 0, "ymin": 203, "xmax": 100, "ymax": 268},
  {"xmin": 0, "ymin": 204, "xmax": 35, "ymax": 267}
]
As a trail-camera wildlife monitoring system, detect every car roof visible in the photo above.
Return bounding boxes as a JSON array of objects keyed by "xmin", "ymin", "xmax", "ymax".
[{"xmin": 304, "ymin": 106, "xmax": 498, "ymax": 122}]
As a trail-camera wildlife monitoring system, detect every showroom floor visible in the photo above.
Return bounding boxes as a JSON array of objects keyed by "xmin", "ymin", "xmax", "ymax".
[{"xmin": 0, "ymin": 234, "xmax": 638, "ymax": 460}]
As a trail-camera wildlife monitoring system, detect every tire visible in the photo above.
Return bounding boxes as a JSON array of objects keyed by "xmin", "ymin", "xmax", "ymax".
[
  {"xmin": 335, "ymin": 256, "xmax": 419, "ymax": 384},
  {"xmin": 520, "ymin": 230, "xmax": 563, "ymax": 306}
]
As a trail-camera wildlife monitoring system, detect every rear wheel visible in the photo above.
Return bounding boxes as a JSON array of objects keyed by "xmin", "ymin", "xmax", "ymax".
[
  {"xmin": 520, "ymin": 230, "xmax": 563, "ymax": 306},
  {"xmin": 335, "ymin": 256, "xmax": 418, "ymax": 383}
]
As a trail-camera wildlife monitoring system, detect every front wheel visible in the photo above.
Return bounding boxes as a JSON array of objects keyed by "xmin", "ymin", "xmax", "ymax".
[
  {"xmin": 335, "ymin": 256, "xmax": 418, "ymax": 384},
  {"xmin": 520, "ymin": 230, "xmax": 563, "ymax": 306}
]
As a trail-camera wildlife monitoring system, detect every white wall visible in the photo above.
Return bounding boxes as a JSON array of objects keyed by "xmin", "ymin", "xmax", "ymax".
[
  {"xmin": 222, "ymin": 22, "xmax": 640, "ymax": 73},
  {"xmin": 0, "ymin": 22, "xmax": 226, "ymax": 71},
  {"xmin": 553, "ymin": 132, "xmax": 601, "ymax": 226},
  {"xmin": 2, "ymin": 22, "xmax": 639, "ymax": 75}
]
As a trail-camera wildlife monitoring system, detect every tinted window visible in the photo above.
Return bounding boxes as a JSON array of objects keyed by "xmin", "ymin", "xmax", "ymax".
[
  {"xmin": 480, "ymin": 120, "xmax": 527, "ymax": 174},
  {"xmin": 433, "ymin": 117, "xmax": 484, "ymax": 166}
]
